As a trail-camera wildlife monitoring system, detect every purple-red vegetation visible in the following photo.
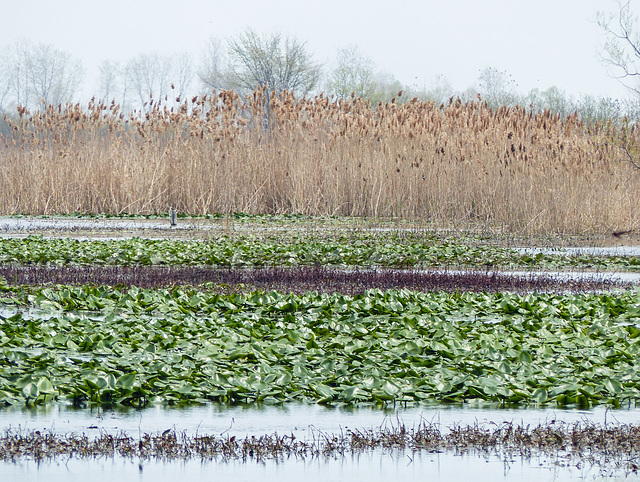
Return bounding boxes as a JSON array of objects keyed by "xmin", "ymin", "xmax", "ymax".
[{"xmin": 0, "ymin": 265, "xmax": 621, "ymax": 294}]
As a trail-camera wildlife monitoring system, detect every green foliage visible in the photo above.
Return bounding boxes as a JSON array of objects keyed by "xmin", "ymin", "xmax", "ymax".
[
  {"xmin": 0, "ymin": 235, "xmax": 637, "ymax": 271},
  {"xmin": 0, "ymin": 285, "xmax": 639, "ymax": 407}
]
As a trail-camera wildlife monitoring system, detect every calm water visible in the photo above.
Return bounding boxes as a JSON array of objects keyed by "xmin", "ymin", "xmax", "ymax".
[
  {"xmin": 517, "ymin": 246, "xmax": 640, "ymax": 257},
  {"xmin": 1, "ymin": 403, "xmax": 639, "ymax": 481},
  {"xmin": 2, "ymin": 402, "xmax": 639, "ymax": 437},
  {"xmin": 4, "ymin": 451, "xmax": 624, "ymax": 482}
]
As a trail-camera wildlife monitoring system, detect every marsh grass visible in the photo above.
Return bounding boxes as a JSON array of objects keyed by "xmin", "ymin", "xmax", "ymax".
[
  {"xmin": 1, "ymin": 420, "xmax": 639, "ymax": 475},
  {"xmin": 2, "ymin": 90, "xmax": 640, "ymax": 234}
]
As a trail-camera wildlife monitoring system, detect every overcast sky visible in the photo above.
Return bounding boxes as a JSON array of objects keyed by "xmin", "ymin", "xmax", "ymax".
[{"xmin": 1, "ymin": 0, "xmax": 635, "ymax": 101}]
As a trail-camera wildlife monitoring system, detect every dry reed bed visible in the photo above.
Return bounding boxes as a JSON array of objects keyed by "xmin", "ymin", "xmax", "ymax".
[
  {"xmin": 2, "ymin": 89, "xmax": 640, "ymax": 234},
  {"xmin": 2, "ymin": 421, "xmax": 640, "ymax": 473},
  {"xmin": 0, "ymin": 265, "xmax": 623, "ymax": 294}
]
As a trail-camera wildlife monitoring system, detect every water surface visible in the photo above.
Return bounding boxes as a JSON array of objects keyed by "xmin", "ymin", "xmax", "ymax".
[
  {"xmin": 3, "ymin": 402, "xmax": 638, "ymax": 438},
  {"xmin": 2, "ymin": 403, "xmax": 637, "ymax": 482}
]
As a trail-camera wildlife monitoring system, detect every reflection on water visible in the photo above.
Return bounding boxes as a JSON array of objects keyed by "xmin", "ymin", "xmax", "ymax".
[
  {"xmin": 3, "ymin": 402, "xmax": 639, "ymax": 438},
  {"xmin": 437, "ymin": 268, "xmax": 640, "ymax": 285},
  {"xmin": 0, "ymin": 216, "xmax": 335, "ymax": 239},
  {"xmin": 1, "ymin": 403, "xmax": 638, "ymax": 481},
  {"xmin": 517, "ymin": 246, "xmax": 640, "ymax": 257},
  {"xmin": 1, "ymin": 444, "xmax": 630, "ymax": 482}
]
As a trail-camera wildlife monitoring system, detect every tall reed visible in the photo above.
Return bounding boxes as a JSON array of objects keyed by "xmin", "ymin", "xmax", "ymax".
[{"xmin": 1, "ymin": 88, "xmax": 638, "ymax": 234}]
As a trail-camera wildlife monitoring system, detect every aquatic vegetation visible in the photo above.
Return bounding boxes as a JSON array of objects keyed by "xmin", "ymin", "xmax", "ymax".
[
  {"xmin": 0, "ymin": 264, "xmax": 624, "ymax": 293},
  {"xmin": 0, "ymin": 285, "xmax": 639, "ymax": 408},
  {"xmin": 0, "ymin": 234, "xmax": 515, "ymax": 268},
  {"xmin": 0, "ymin": 235, "xmax": 638, "ymax": 272},
  {"xmin": 1, "ymin": 419, "xmax": 640, "ymax": 474}
]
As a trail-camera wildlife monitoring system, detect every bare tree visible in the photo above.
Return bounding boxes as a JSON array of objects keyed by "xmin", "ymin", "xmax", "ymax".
[
  {"xmin": 327, "ymin": 46, "xmax": 377, "ymax": 100},
  {"xmin": 476, "ymin": 67, "xmax": 518, "ymax": 107},
  {"xmin": 125, "ymin": 53, "xmax": 172, "ymax": 107},
  {"xmin": 26, "ymin": 43, "xmax": 83, "ymax": 106},
  {"xmin": 423, "ymin": 74, "xmax": 454, "ymax": 105},
  {"xmin": 174, "ymin": 55, "xmax": 193, "ymax": 99},
  {"xmin": 596, "ymin": 1, "xmax": 640, "ymax": 178},
  {"xmin": 0, "ymin": 39, "xmax": 83, "ymax": 111},
  {"xmin": 97, "ymin": 59, "xmax": 122, "ymax": 103},
  {"xmin": 0, "ymin": 77, "xmax": 10, "ymax": 111},
  {"xmin": 0, "ymin": 40, "xmax": 32, "ymax": 109},
  {"xmin": 226, "ymin": 28, "xmax": 322, "ymax": 96},
  {"xmin": 597, "ymin": 0, "xmax": 640, "ymax": 97},
  {"xmin": 198, "ymin": 37, "xmax": 232, "ymax": 91},
  {"xmin": 123, "ymin": 52, "xmax": 193, "ymax": 109}
]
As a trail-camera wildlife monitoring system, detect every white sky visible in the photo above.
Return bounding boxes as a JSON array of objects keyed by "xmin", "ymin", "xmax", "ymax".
[{"xmin": 1, "ymin": 0, "xmax": 635, "ymax": 101}]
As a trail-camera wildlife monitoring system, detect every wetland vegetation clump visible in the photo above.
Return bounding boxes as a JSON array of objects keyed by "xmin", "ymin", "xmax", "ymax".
[
  {"xmin": 0, "ymin": 233, "xmax": 638, "ymax": 272},
  {"xmin": 1, "ymin": 420, "xmax": 640, "ymax": 475},
  {"xmin": 0, "ymin": 264, "xmax": 625, "ymax": 294},
  {"xmin": 0, "ymin": 284, "xmax": 640, "ymax": 408},
  {"xmin": 2, "ymin": 89, "xmax": 640, "ymax": 234}
]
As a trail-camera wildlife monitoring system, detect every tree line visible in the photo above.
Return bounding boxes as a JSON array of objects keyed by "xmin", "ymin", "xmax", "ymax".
[{"xmin": 3, "ymin": 1, "xmax": 640, "ymax": 125}]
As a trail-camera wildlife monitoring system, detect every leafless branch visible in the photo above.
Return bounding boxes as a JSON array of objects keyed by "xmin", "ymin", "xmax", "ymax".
[
  {"xmin": 597, "ymin": 1, "xmax": 640, "ymax": 96},
  {"xmin": 618, "ymin": 142, "xmax": 640, "ymax": 170},
  {"xmin": 226, "ymin": 29, "xmax": 321, "ymax": 96}
]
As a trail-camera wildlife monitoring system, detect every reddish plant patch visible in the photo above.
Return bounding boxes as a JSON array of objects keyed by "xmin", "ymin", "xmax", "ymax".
[{"xmin": 0, "ymin": 264, "xmax": 623, "ymax": 294}]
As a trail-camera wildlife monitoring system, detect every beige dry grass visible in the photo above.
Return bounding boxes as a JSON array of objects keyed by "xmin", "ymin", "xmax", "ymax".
[{"xmin": 1, "ymin": 88, "xmax": 639, "ymax": 235}]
